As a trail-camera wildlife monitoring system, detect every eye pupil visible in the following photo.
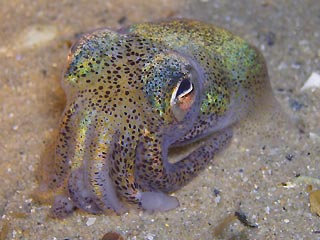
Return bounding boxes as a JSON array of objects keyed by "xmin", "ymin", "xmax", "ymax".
[
  {"xmin": 176, "ymin": 78, "xmax": 193, "ymax": 98},
  {"xmin": 170, "ymin": 75, "xmax": 197, "ymax": 121}
]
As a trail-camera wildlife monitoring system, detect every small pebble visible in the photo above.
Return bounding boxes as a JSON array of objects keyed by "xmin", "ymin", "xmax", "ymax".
[
  {"xmin": 289, "ymin": 99, "xmax": 303, "ymax": 111},
  {"xmin": 309, "ymin": 132, "xmax": 320, "ymax": 142},
  {"xmin": 285, "ymin": 154, "xmax": 294, "ymax": 161},
  {"xmin": 258, "ymin": 30, "xmax": 276, "ymax": 46},
  {"xmin": 265, "ymin": 31, "xmax": 276, "ymax": 46},
  {"xmin": 213, "ymin": 188, "xmax": 221, "ymax": 196},
  {"xmin": 301, "ymin": 72, "xmax": 320, "ymax": 91},
  {"xmin": 101, "ymin": 232, "xmax": 124, "ymax": 240},
  {"xmin": 145, "ymin": 233, "xmax": 155, "ymax": 240},
  {"xmin": 235, "ymin": 211, "xmax": 258, "ymax": 228},
  {"xmin": 291, "ymin": 61, "xmax": 302, "ymax": 69},
  {"xmin": 15, "ymin": 24, "xmax": 58, "ymax": 50},
  {"xmin": 86, "ymin": 217, "xmax": 96, "ymax": 226},
  {"xmin": 265, "ymin": 206, "xmax": 270, "ymax": 214},
  {"xmin": 310, "ymin": 190, "xmax": 320, "ymax": 216}
]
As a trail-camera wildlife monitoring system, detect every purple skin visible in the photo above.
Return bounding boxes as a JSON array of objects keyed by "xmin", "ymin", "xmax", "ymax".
[{"xmin": 39, "ymin": 19, "xmax": 272, "ymax": 217}]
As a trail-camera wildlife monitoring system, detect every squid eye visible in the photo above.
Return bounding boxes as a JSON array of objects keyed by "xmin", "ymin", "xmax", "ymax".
[
  {"xmin": 171, "ymin": 77, "xmax": 196, "ymax": 121},
  {"xmin": 176, "ymin": 78, "xmax": 194, "ymax": 100}
]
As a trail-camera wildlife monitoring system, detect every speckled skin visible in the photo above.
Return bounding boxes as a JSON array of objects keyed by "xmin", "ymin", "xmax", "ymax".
[{"xmin": 46, "ymin": 19, "xmax": 271, "ymax": 217}]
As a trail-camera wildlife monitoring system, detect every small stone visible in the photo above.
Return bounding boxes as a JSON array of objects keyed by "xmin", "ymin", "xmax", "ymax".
[
  {"xmin": 309, "ymin": 132, "xmax": 320, "ymax": 142},
  {"xmin": 291, "ymin": 61, "xmax": 302, "ymax": 69},
  {"xmin": 101, "ymin": 232, "xmax": 124, "ymax": 240},
  {"xmin": 213, "ymin": 188, "xmax": 221, "ymax": 196},
  {"xmin": 310, "ymin": 190, "xmax": 320, "ymax": 216},
  {"xmin": 145, "ymin": 233, "xmax": 155, "ymax": 240},
  {"xmin": 86, "ymin": 217, "xmax": 96, "ymax": 226},
  {"xmin": 265, "ymin": 206, "xmax": 270, "ymax": 214},
  {"xmin": 279, "ymin": 181, "xmax": 296, "ymax": 189},
  {"xmin": 285, "ymin": 154, "xmax": 294, "ymax": 161},
  {"xmin": 289, "ymin": 99, "xmax": 303, "ymax": 111},
  {"xmin": 265, "ymin": 31, "xmax": 276, "ymax": 46},
  {"xmin": 14, "ymin": 24, "xmax": 58, "ymax": 50},
  {"xmin": 301, "ymin": 72, "xmax": 320, "ymax": 91},
  {"xmin": 258, "ymin": 30, "xmax": 276, "ymax": 46}
]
